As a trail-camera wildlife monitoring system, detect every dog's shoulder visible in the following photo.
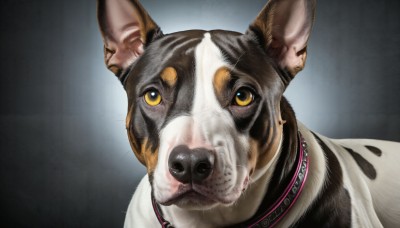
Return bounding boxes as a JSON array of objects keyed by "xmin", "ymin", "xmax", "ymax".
[
  {"xmin": 297, "ymin": 120, "xmax": 400, "ymax": 227},
  {"xmin": 124, "ymin": 175, "xmax": 159, "ymax": 228}
]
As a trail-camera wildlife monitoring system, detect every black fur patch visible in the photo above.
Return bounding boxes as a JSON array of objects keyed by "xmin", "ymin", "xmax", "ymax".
[
  {"xmin": 365, "ymin": 145, "xmax": 382, "ymax": 157},
  {"xmin": 344, "ymin": 147, "xmax": 377, "ymax": 180}
]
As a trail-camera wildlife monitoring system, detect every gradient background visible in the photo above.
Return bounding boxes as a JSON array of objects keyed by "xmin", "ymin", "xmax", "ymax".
[{"xmin": 1, "ymin": 0, "xmax": 399, "ymax": 227}]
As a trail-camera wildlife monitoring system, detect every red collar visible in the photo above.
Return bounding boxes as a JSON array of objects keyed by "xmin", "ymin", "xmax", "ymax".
[{"xmin": 152, "ymin": 132, "xmax": 309, "ymax": 228}]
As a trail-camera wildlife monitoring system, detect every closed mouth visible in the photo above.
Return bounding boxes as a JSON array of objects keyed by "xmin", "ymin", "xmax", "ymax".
[
  {"xmin": 159, "ymin": 184, "xmax": 244, "ymax": 207},
  {"xmin": 159, "ymin": 186, "xmax": 217, "ymax": 206}
]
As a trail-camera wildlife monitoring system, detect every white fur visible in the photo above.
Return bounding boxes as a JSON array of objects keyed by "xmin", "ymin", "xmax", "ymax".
[{"xmin": 334, "ymin": 139, "xmax": 400, "ymax": 227}]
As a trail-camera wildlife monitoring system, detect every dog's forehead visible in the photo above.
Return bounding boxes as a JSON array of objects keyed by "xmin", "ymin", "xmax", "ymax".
[
  {"xmin": 144, "ymin": 30, "xmax": 245, "ymax": 73},
  {"xmin": 124, "ymin": 29, "xmax": 279, "ymax": 98}
]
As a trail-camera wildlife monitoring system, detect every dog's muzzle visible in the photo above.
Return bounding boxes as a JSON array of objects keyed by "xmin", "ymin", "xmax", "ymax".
[{"xmin": 168, "ymin": 145, "xmax": 215, "ymax": 184}]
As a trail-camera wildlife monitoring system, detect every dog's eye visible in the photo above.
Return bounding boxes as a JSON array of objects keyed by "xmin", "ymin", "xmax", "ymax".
[
  {"xmin": 233, "ymin": 89, "xmax": 254, "ymax": 107},
  {"xmin": 144, "ymin": 90, "xmax": 162, "ymax": 106}
]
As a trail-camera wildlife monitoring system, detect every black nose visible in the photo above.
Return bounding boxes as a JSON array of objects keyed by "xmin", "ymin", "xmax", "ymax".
[{"xmin": 168, "ymin": 145, "xmax": 214, "ymax": 184}]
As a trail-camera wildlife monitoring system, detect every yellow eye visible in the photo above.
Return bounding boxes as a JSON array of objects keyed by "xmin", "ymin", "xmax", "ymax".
[
  {"xmin": 144, "ymin": 90, "xmax": 162, "ymax": 106},
  {"xmin": 234, "ymin": 89, "xmax": 254, "ymax": 106}
]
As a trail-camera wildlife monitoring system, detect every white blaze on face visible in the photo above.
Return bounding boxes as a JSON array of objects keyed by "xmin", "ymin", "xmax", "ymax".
[{"xmin": 153, "ymin": 33, "xmax": 250, "ymax": 205}]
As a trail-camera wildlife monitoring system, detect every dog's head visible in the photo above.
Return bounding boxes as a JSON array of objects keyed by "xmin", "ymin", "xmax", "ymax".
[{"xmin": 97, "ymin": 0, "xmax": 315, "ymax": 209}]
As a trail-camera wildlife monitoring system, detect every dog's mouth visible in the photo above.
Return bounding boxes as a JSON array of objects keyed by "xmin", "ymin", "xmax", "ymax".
[
  {"xmin": 158, "ymin": 185, "xmax": 217, "ymax": 207},
  {"xmin": 158, "ymin": 176, "xmax": 250, "ymax": 207}
]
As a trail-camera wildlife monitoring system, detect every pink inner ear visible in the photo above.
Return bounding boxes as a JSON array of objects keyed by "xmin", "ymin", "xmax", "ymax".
[
  {"xmin": 271, "ymin": 0, "xmax": 313, "ymax": 72},
  {"xmin": 103, "ymin": 0, "xmax": 144, "ymax": 71}
]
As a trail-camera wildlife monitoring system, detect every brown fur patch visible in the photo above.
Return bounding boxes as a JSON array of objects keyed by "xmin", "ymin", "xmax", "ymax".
[
  {"xmin": 248, "ymin": 140, "xmax": 257, "ymax": 162},
  {"xmin": 126, "ymin": 106, "xmax": 147, "ymax": 166},
  {"xmin": 126, "ymin": 131, "xmax": 159, "ymax": 172},
  {"xmin": 213, "ymin": 67, "xmax": 231, "ymax": 97},
  {"xmin": 160, "ymin": 67, "xmax": 177, "ymax": 87},
  {"xmin": 255, "ymin": 126, "xmax": 282, "ymax": 169},
  {"xmin": 248, "ymin": 139, "xmax": 259, "ymax": 173},
  {"xmin": 290, "ymin": 48, "xmax": 307, "ymax": 76},
  {"xmin": 125, "ymin": 106, "xmax": 133, "ymax": 130},
  {"xmin": 127, "ymin": 128, "xmax": 145, "ymax": 165},
  {"xmin": 247, "ymin": 125, "xmax": 283, "ymax": 176},
  {"xmin": 141, "ymin": 139, "xmax": 159, "ymax": 173}
]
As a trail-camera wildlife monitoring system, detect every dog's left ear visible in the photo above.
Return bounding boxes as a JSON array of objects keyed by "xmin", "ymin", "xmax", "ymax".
[
  {"xmin": 97, "ymin": 0, "xmax": 162, "ymax": 79},
  {"xmin": 249, "ymin": 0, "xmax": 316, "ymax": 85}
]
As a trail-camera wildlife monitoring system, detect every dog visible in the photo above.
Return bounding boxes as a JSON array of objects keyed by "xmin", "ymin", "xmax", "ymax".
[{"xmin": 96, "ymin": 0, "xmax": 400, "ymax": 227}]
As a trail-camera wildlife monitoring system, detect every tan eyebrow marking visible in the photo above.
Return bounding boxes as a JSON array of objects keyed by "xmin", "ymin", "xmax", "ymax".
[
  {"xmin": 160, "ymin": 67, "xmax": 178, "ymax": 87},
  {"xmin": 213, "ymin": 67, "xmax": 231, "ymax": 96}
]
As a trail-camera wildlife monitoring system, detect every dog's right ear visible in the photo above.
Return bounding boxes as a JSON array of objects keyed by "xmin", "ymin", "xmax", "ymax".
[{"xmin": 97, "ymin": 0, "xmax": 162, "ymax": 79}]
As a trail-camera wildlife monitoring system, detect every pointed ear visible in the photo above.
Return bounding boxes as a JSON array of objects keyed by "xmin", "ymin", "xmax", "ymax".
[
  {"xmin": 97, "ymin": 0, "xmax": 162, "ymax": 79},
  {"xmin": 249, "ymin": 0, "xmax": 316, "ymax": 84}
]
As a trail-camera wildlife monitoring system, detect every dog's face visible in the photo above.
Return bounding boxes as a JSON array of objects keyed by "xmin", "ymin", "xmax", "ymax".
[
  {"xmin": 125, "ymin": 30, "xmax": 285, "ymax": 208},
  {"xmin": 98, "ymin": 0, "xmax": 315, "ymax": 209}
]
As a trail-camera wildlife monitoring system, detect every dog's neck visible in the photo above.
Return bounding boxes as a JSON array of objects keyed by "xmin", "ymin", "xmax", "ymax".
[{"xmin": 158, "ymin": 98, "xmax": 299, "ymax": 227}]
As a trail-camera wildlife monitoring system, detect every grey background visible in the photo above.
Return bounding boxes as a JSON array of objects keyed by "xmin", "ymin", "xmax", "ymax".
[{"xmin": 0, "ymin": 0, "xmax": 399, "ymax": 227}]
